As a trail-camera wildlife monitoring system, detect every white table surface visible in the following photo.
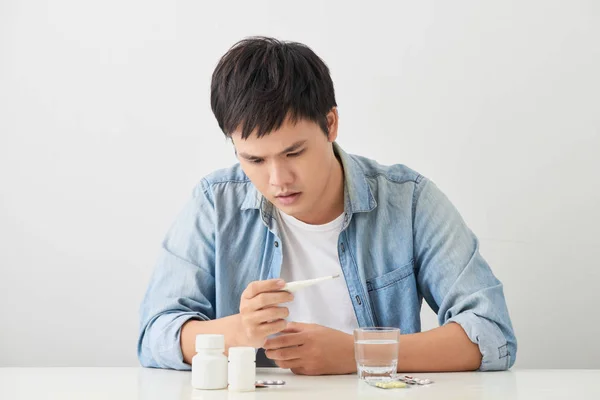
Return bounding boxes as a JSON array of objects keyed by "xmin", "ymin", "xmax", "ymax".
[{"xmin": 1, "ymin": 367, "xmax": 599, "ymax": 399}]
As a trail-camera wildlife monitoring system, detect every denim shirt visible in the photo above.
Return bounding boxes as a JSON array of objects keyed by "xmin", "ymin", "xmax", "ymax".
[{"xmin": 138, "ymin": 143, "xmax": 517, "ymax": 371}]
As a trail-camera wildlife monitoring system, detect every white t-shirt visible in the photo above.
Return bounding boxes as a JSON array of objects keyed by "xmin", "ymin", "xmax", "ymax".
[{"xmin": 276, "ymin": 209, "xmax": 359, "ymax": 335}]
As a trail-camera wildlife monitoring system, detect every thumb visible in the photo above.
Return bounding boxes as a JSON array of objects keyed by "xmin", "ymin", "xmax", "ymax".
[{"xmin": 282, "ymin": 321, "xmax": 306, "ymax": 333}]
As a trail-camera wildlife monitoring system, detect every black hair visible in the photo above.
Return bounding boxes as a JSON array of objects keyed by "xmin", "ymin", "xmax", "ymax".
[{"xmin": 210, "ymin": 36, "xmax": 337, "ymax": 139}]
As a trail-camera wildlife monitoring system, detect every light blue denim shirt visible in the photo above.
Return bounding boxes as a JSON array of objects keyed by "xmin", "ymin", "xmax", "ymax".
[{"xmin": 138, "ymin": 143, "xmax": 517, "ymax": 371}]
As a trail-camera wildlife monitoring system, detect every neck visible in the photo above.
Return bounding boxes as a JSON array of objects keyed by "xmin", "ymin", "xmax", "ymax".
[{"xmin": 296, "ymin": 153, "xmax": 345, "ymax": 225}]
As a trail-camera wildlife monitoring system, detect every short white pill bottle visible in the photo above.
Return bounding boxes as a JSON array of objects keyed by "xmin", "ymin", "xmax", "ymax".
[
  {"xmin": 228, "ymin": 347, "xmax": 256, "ymax": 392},
  {"xmin": 191, "ymin": 334, "xmax": 228, "ymax": 390}
]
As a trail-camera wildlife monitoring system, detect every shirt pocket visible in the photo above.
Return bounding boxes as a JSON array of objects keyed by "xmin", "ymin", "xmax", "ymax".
[{"xmin": 366, "ymin": 259, "xmax": 419, "ymax": 330}]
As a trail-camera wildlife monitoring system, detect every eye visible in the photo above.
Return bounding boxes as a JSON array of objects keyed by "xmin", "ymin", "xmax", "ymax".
[
  {"xmin": 249, "ymin": 158, "xmax": 264, "ymax": 164},
  {"xmin": 287, "ymin": 150, "xmax": 304, "ymax": 158}
]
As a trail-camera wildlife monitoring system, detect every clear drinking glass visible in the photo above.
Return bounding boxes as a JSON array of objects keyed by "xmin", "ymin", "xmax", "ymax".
[{"xmin": 353, "ymin": 327, "xmax": 400, "ymax": 379}]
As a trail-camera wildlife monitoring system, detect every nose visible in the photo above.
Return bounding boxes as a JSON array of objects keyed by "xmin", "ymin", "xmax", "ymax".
[{"xmin": 269, "ymin": 160, "xmax": 294, "ymax": 188}]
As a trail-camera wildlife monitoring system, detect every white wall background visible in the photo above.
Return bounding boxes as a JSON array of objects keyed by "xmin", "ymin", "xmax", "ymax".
[{"xmin": 1, "ymin": 0, "xmax": 599, "ymax": 368}]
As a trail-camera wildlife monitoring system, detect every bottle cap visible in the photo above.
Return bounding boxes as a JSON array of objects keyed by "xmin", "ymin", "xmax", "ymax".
[
  {"xmin": 228, "ymin": 347, "xmax": 256, "ymax": 363},
  {"xmin": 195, "ymin": 334, "xmax": 225, "ymax": 351}
]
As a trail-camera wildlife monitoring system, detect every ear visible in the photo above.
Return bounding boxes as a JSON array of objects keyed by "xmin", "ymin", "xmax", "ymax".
[
  {"xmin": 231, "ymin": 139, "xmax": 239, "ymax": 159},
  {"xmin": 326, "ymin": 107, "xmax": 339, "ymax": 143}
]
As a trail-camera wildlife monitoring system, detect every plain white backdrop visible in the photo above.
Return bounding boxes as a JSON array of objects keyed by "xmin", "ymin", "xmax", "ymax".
[{"xmin": 1, "ymin": 0, "xmax": 599, "ymax": 368}]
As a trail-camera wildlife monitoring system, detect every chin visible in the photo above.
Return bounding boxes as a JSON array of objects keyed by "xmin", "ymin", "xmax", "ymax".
[{"xmin": 276, "ymin": 203, "xmax": 303, "ymax": 216}]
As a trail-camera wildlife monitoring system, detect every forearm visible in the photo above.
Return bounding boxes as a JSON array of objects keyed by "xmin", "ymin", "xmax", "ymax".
[
  {"xmin": 397, "ymin": 322, "xmax": 481, "ymax": 372},
  {"xmin": 180, "ymin": 314, "xmax": 244, "ymax": 364}
]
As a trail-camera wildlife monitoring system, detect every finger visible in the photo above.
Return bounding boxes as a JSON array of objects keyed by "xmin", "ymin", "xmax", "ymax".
[
  {"xmin": 291, "ymin": 367, "xmax": 309, "ymax": 375},
  {"xmin": 275, "ymin": 359, "xmax": 304, "ymax": 370},
  {"xmin": 242, "ymin": 279, "xmax": 286, "ymax": 299},
  {"xmin": 263, "ymin": 332, "xmax": 304, "ymax": 350},
  {"xmin": 265, "ymin": 344, "xmax": 304, "ymax": 361},
  {"xmin": 256, "ymin": 319, "xmax": 288, "ymax": 339},
  {"xmin": 248, "ymin": 291, "xmax": 294, "ymax": 310},
  {"xmin": 247, "ymin": 307, "xmax": 289, "ymax": 325},
  {"xmin": 281, "ymin": 321, "xmax": 306, "ymax": 333}
]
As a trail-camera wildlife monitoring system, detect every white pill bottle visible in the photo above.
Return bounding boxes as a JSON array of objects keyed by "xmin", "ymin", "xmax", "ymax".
[
  {"xmin": 228, "ymin": 347, "xmax": 256, "ymax": 391},
  {"xmin": 191, "ymin": 334, "xmax": 228, "ymax": 390}
]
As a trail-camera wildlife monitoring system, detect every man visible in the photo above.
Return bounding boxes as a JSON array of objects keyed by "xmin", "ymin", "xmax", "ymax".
[{"xmin": 138, "ymin": 36, "xmax": 517, "ymax": 375}]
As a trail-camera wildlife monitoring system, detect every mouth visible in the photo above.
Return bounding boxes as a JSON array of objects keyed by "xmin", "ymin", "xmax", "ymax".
[{"xmin": 275, "ymin": 192, "xmax": 301, "ymax": 206}]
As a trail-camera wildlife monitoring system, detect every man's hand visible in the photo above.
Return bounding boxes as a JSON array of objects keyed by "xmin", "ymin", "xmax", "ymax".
[
  {"xmin": 263, "ymin": 322, "xmax": 356, "ymax": 375},
  {"xmin": 238, "ymin": 279, "xmax": 294, "ymax": 348}
]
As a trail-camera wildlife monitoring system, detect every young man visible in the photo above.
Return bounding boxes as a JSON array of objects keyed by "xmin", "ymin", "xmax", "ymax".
[{"xmin": 138, "ymin": 36, "xmax": 517, "ymax": 375}]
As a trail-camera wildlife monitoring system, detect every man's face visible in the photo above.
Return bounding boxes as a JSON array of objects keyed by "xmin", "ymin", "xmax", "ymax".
[{"xmin": 231, "ymin": 110, "xmax": 339, "ymax": 223}]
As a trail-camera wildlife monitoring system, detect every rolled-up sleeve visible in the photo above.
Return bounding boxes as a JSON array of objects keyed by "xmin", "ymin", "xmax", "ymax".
[
  {"xmin": 137, "ymin": 180, "xmax": 217, "ymax": 370},
  {"xmin": 413, "ymin": 177, "xmax": 517, "ymax": 371}
]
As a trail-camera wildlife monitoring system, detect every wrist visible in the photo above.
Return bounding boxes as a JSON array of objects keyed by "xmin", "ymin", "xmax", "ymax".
[
  {"xmin": 347, "ymin": 333, "xmax": 357, "ymax": 373},
  {"xmin": 230, "ymin": 313, "xmax": 247, "ymax": 348}
]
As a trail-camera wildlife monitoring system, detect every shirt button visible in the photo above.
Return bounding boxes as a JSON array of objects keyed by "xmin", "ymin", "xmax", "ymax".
[
  {"xmin": 355, "ymin": 295, "xmax": 362, "ymax": 305},
  {"xmin": 274, "ymin": 241, "xmax": 279, "ymax": 247}
]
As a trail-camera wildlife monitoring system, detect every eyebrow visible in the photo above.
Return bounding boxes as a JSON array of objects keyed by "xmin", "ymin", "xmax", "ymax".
[{"xmin": 238, "ymin": 140, "xmax": 307, "ymax": 160}]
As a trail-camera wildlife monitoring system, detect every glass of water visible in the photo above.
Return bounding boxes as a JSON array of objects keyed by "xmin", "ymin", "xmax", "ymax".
[{"xmin": 353, "ymin": 327, "xmax": 400, "ymax": 379}]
